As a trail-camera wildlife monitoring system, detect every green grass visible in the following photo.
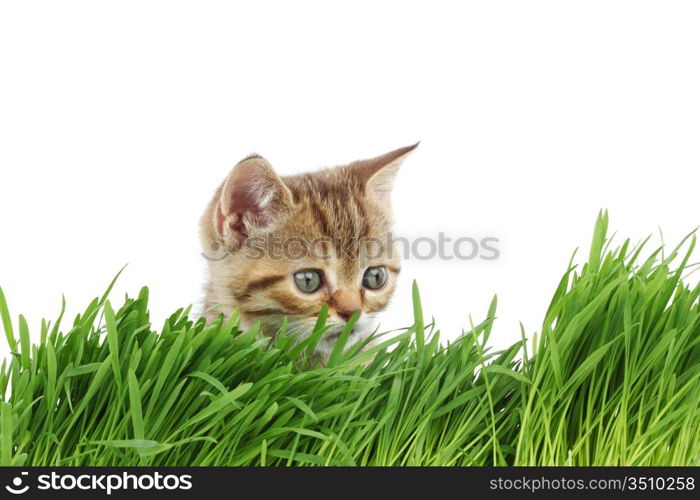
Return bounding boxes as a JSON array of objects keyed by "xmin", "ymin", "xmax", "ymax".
[{"xmin": 0, "ymin": 212, "xmax": 698, "ymax": 466}]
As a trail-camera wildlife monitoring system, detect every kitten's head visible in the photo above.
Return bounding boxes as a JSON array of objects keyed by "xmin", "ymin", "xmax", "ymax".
[{"xmin": 200, "ymin": 144, "xmax": 417, "ymax": 353}]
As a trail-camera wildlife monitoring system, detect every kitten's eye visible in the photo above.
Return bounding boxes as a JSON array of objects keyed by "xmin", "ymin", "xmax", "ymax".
[
  {"xmin": 362, "ymin": 266, "xmax": 387, "ymax": 290},
  {"xmin": 293, "ymin": 270, "xmax": 322, "ymax": 293}
]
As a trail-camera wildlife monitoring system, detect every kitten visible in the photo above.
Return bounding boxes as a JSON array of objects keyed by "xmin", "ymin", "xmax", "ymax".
[{"xmin": 199, "ymin": 144, "xmax": 417, "ymax": 356}]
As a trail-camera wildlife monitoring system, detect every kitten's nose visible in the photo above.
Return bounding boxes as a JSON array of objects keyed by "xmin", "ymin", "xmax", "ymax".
[
  {"xmin": 331, "ymin": 289, "xmax": 362, "ymax": 322},
  {"xmin": 336, "ymin": 308, "xmax": 361, "ymax": 322}
]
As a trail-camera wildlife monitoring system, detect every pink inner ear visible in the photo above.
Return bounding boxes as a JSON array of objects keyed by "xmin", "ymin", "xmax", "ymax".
[
  {"xmin": 218, "ymin": 159, "xmax": 289, "ymax": 242},
  {"xmin": 228, "ymin": 181, "xmax": 259, "ymax": 213},
  {"xmin": 224, "ymin": 164, "xmax": 267, "ymax": 213},
  {"xmin": 220, "ymin": 178, "xmax": 274, "ymax": 240},
  {"xmin": 229, "ymin": 182, "xmax": 273, "ymax": 222}
]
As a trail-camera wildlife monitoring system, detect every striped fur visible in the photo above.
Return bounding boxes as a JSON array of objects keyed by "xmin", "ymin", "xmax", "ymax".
[{"xmin": 200, "ymin": 144, "xmax": 417, "ymax": 355}]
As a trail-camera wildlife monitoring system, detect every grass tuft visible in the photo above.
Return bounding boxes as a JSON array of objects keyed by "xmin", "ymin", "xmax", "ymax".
[{"xmin": 0, "ymin": 213, "xmax": 698, "ymax": 466}]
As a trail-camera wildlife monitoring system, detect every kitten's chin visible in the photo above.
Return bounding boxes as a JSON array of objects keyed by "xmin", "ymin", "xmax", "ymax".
[
  {"xmin": 315, "ymin": 318, "xmax": 376, "ymax": 356},
  {"xmin": 239, "ymin": 313, "xmax": 377, "ymax": 357},
  {"xmin": 316, "ymin": 332, "xmax": 359, "ymax": 356}
]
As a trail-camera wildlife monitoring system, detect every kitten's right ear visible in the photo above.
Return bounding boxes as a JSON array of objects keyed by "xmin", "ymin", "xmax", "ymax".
[
  {"xmin": 214, "ymin": 155, "xmax": 293, "ymax": 248},
  {"xmin": 349, "ymin": 142, "xmax": 419, "ymax": 202}
]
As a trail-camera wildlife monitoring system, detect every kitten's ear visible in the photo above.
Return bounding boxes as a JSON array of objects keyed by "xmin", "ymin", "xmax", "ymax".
[
  {"xmin": 215, "ymin": 155, "xmax": 293, "ymax": 247},
  {"xmin": 350, "ymin": 143, "xmax": 419, "ymax": 201}
]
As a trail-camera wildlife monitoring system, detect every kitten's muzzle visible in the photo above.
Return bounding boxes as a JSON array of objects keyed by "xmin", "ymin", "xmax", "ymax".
[
  {"xmin": 336, "ymin": 308, "xmax": 361, "ymax": 322},
  {"xmin": 329, "ymin": 289, "xmax": 362, "ymax": 322}
]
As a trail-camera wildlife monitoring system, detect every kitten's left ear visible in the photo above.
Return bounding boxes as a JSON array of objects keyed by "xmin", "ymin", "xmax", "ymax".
[
  {"xmin": 215, "ymin": 155, "xmax": 293, "ymax": 247},
  {"xmin": 349, "ymin": 142, "xmax": 419, "ymax": 201}
]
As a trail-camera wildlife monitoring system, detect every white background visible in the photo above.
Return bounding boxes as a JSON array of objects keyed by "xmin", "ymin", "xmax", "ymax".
[{"xmin": 1, "ymin": 1, "xmax": 698, "ymax": 359}]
